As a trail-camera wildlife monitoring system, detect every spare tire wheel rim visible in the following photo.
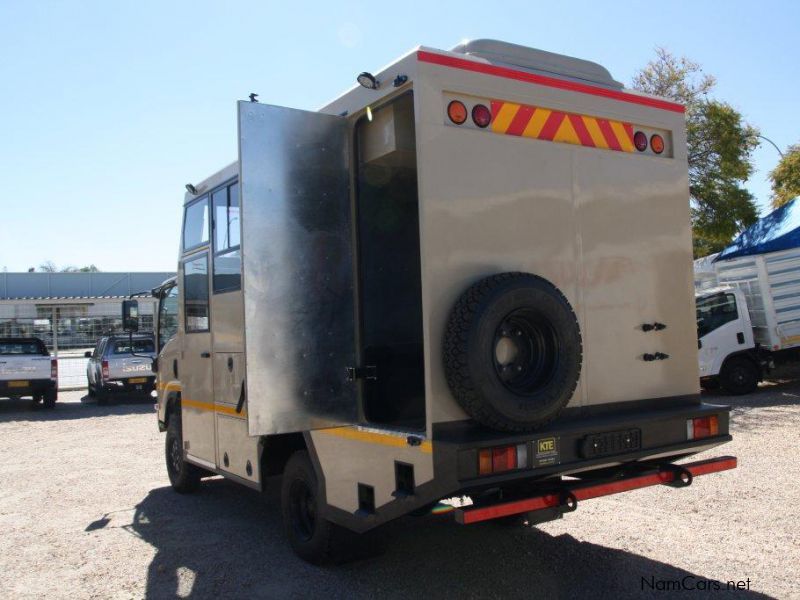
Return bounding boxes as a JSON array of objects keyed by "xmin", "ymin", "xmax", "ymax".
[{"xmin": 493, "ymin": 308, "xmax": 560, "ymax": 395}]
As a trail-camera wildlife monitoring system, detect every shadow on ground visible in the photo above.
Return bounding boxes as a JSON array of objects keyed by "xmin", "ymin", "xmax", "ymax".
[
  {"xmin": 0, "ymin": 393, "xmax": 153, "ymax": 423},
  {"xmin": 115, "ymin": 479, "xmax": 772, "ymax": 600}
]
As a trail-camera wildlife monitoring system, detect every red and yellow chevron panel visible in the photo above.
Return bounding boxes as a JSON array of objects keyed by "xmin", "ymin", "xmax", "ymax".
[{"xmin": 490, "ymin": 99, "xmax": 635, "ymax": 153}]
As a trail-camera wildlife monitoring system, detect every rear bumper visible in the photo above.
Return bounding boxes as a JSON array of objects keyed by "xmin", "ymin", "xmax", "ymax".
[
  {"xmin": 433, "ymin": 400, "xmax": 731, "ymax": 489},
  {"xmin": 101, "ymin": 376, "xmax": 156, "ymax": 393},
  {"xmin": 0, "ymin": 378, "xmax": 55, "ymax": 398}
]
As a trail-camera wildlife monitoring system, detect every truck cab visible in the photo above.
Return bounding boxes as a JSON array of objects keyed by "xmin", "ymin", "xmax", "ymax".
[{"xmin": 696, "ymin": 287, "xmax": 764, "ymax": 394}]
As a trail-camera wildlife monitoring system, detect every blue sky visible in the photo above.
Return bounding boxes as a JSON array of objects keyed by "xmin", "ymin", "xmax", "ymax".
[{"xmin": 1, "ymin": 0, "xmax": 797, "ymax": 271}]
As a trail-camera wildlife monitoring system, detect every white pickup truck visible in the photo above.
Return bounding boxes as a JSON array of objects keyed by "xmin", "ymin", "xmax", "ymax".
[
  {"xmin": 0, "ymin": 337, "xmax": 58, "ymax": 408},
  {"xmin": 85, "ymin": 334, "xmax": 157, "ymax": 405}
]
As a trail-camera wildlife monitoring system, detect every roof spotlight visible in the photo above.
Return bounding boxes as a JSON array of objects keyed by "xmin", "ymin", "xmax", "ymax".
[
  {"xmin": 357, "ymin": 71, "xmax": 379, "ymax": 90},
  {"xmin": 185, "ymin": 183, "xmax": 198, "ymax": 195}
]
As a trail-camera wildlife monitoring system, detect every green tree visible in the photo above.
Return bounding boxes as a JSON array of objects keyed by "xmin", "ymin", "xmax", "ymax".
[
  {"xmin": 770, "ymin": 144, "xmax": 800, "ymax": 209},
  {"xmin": 632, "ymin": 48, "xmax": 760, "ymax": 257},
  {"xmin": 38, "ymin": 262, "xmax": 101, "ymax": 273}
]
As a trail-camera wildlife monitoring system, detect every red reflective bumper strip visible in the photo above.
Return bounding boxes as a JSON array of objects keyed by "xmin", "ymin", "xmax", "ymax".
[
  {"xmin": 417, "ymin": 50, "xmax": 685, "ymax": 114},
  {"xmin": 456, "ymin": 456, "xmax": 737, "ymax": 525}
]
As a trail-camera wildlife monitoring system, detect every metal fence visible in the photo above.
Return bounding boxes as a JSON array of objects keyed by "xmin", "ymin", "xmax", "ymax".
[{"xmin": 0, "ymin": 300, "xmax": 156, "ymax": 390}]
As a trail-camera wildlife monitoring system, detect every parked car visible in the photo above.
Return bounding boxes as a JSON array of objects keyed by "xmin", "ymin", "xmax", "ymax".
[
  {"xmin": 0, "ymin": 337, "xmax": 57, "ymax": 408},
  {"xmin": 86, "ymin": 334, "xmax": 156, "ymax": 404}
]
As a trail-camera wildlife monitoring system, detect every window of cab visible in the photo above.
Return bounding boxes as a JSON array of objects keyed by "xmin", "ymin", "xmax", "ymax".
[{"xmin": 183, "ymin": 197, "xmax": 209, "ymax": 251}]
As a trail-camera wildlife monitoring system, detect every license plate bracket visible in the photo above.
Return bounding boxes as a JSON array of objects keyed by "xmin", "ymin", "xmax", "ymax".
[{"xmin": 580, "ymin": 428, "xmax": 641, "ymax": 459}]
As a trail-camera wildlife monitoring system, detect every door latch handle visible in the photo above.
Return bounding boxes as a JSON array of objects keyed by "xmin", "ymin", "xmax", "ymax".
[{"xmin": 200, "ymin": 352, "xmax": 211, "ymax": 358}]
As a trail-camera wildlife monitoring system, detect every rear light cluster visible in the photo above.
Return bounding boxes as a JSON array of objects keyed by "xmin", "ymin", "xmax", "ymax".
[
  {"xmin": 633, "ymin": 130, "xmax": 665, "ymax": 155},
  {"xmin": 102, "ymin": 360, "xmax": 109, "ymax": 381},
  {"xmin": 478, "ymin": 444, "xmax": 528, "ymax": 476},
  {"xmin": 50, "ymin": 359, "xmax": 58, "ymax": 381},
  {"xmin": 448, "ymin": 99, "xmax": 492, "ymax": 128},
  {"xmin": 687, "ymin": 415, "xmax": 719, "ymax": 440}
]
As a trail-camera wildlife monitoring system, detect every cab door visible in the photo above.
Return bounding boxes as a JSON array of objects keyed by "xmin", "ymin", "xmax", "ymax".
[
  {"xmin": 179, "ymin": 198, "xmax": 217, "ymax": 465},
  {"xmin": 697, "ymin": 291, "xmax": 751, "ymax": 377}
]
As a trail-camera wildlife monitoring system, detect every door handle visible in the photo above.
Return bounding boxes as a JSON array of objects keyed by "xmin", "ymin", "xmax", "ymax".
[{"xmin": 200, "ymin": 352, "xmax": 211, "ymax": 358}]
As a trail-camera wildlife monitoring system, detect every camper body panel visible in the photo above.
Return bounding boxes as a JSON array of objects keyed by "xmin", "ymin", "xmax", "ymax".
[{"xmin": 412, "ymin": 51, "xmax": 697, "ymax": 431}]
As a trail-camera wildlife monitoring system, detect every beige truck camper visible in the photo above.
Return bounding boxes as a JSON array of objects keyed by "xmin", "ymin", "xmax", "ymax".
[{"xmin": 142, "ymin": 40, "xmax": 737, "ymax": 564}]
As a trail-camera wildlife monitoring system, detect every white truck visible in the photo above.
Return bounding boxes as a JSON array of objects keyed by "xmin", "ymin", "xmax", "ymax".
[
  {"xmin": 0, "ymin": 337, "xmax": 58, "ymax": 408},
  {"xmin": 135, "ymin": 39, "xmax": 736, "ymax": 564},
  {"xmin": 696, "ymin": 244, "xmax": 800, "ymax": 394},
  {"xmin": 85, "ymin": 334, "xmax": 157, "ymax": 404}
]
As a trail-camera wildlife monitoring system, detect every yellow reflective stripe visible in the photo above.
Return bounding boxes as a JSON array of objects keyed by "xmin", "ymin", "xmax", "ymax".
[
  {"xmin": 491, "ymin": 102, "xmax": 519, "ymax": 133},
  {"xmin": 522, "ymin": 107, "xmax": 550, "ymax": 139},
  {"xmin": 157, "ymin": 382, "xmax": 182, "ymax": 392},
  {"xmin": 319, "ymin": 426, "xmax": 433, "ymax": 453},
  {"xmin": 553, "ymin": 116, "xmax": 581, "ymax": 145},
  {"xmin": 180, "ymin": 397, "xmax": 247, "ymax": 419},
  {"xmin": 582, "ymin": 116, "xmax": 609, "ymax": 149},
  {"xmin": 610, "ymin": 120, "xmax": 634, "ymax": 152}
]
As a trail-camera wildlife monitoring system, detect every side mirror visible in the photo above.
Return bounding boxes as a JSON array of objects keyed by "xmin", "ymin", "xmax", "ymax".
[
  {"xmin": 84, "ymin": 351, "xmax": 92, "ymax": 358},
  {"xmin": 122, "ymin": 300, "xmax": 139, "ymax": 333}
]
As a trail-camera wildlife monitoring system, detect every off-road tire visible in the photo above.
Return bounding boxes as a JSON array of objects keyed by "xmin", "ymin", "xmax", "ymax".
[
  {"xmin": 720, "ymin": 356, "xmax": 759, "ymax": 395},
  {"xmin": 281, "ymin": 450, "xmax": 358, "ymax": 565},
  {"xmin": 165, "ymin": 417, "xmax": 202, "ymax": 493},
  {"xmin": 444, "ymin": 272, "xmax": 582, "ymax": 432}
]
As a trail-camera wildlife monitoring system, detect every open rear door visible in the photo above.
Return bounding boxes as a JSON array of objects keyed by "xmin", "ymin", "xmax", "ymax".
[{"xmin": 238, "ymin": 101, "xmax": 357, "ymax": 435}]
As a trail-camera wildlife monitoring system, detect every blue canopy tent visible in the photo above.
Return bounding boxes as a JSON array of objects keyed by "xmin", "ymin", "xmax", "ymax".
[{"xmin": 715, "ymin": 197, "xmax": 800, "ymax": 262}]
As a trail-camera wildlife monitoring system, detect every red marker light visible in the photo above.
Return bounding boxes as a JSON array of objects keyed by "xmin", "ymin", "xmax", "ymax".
[
  {"xmin": 472, "ymin": 104, "xmax": 492, "ymax": 128},
  {"xmin": 634, "ymin": 131, "xmax": 648, "ymax": 152},
  {"xmin": 447, "ymin": 100, "xmax": 468, "ymax": 125},
  {"xmin": 650, "ymin": 134, "xmax": 665, "ymax": 154}
]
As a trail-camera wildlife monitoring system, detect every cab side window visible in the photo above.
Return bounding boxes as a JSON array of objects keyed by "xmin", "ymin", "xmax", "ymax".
[
  {"xmin": 696, "ymin": 293, "xmax": 738, "ymax": 337},
  {"xmin": 183, "ymin": 197, "xmax": 210, "ymax": 251},
  {"xmin": 212, "ymin": 182, "xmax": 241, "ymax": 292},
  {"xmin": 184, "ymin": 256, "xmax": 210, "ymax": 332}
]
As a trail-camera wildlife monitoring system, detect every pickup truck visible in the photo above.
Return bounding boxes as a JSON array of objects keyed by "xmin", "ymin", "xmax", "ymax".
[
  {"xmin": 0, "ymin": 337, "xmax": 58, "ymax": 408},
  {"xmin": 86, "ymin": 334, "xmax": 156, "ymax": 405}
]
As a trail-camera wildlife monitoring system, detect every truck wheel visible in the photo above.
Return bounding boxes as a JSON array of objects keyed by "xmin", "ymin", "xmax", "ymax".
[
  {"xmin": 43, "ymin": 389, "xmax": 57, "ymax": 409},
  {"xmin": 281, "ymin": 450, "xmax": 355, "ymax": 565},
  {"xmin": 444, "ymin": 272, "xmax": 582, "ymax": 432},
  {"xmin": 87, "ymin": 380, "xmax": 95, "ymax": 397},
  {"xmin": 31, "ymin": 393, "xmax": 43, "ymax": 406},
  {"xmin": 165, "ymin": 418, "xmax": 202, "ymax": 493},
  {"xmin": 96, "ymin": 388, "xmax": 108, "ymax": 406},
  {"xmin": 720, "ymin": 357, "xmax": 759, "ymax": 395}
]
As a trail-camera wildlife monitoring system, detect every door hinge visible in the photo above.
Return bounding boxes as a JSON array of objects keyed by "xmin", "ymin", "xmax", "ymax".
[{"xmin": 345, "ymin": 365, "xmax": 377, "ymax": 382}]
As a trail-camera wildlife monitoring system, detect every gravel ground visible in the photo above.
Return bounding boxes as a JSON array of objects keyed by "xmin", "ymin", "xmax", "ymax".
[{"xmin": 1, "ymin": 374, "xmax": 798, "ymax": 599}]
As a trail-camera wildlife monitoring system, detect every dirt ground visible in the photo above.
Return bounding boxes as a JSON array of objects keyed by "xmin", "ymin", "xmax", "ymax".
[{"xmin": 1, "ymin": 373, "xmax": 798, "ymax": 599}]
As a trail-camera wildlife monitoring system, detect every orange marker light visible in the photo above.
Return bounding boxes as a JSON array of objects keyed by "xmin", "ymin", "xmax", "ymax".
[
  {"xmin": 478, "ymin": 448, "xmax": 493, "ymax": 475},
  {"xmin": 448, "ymin": 100, "xmax": 468, "ymax": 125},
  {"xmin": 650, "ymin": 134, "xmax": 665, "ymax": 154}
]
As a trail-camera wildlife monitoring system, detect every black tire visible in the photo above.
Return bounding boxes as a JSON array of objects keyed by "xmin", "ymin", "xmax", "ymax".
[
  {"xmin": 96, "ymin": 387, "xmax": 108, "ymax": 406},
  {"xmin": 719, "ymin": 357, "xmax": 759, "ymax": 395},
  {"xmin": 165, "ymin": 416, "xmax": 202, "ymax": 493},
  {"xmin": 444, "ymin": 272, "xmax": 582, "ymax": 432},
  {"xmin": 87, "ymin": 380, "xmax": 96, "ymax": 397},
  {"xmin": 31, "ymin": 393, "xmax": 43, "ymax": 407},
  {"xmin": 281, "ymin": 450, "xmax": 356, "ymax": 565},
  {"xmin": 43, "ymin": 389, "xmax": 57, "ymax": 409}
]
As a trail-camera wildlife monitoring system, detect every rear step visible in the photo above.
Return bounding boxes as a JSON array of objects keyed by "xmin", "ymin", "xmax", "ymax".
[{"xmin": 454, "ymin": 455, "xmax": 737, "ymax": 525}]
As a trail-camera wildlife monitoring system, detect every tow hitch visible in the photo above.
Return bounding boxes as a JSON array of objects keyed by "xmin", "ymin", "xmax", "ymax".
[{"xmin": 454, "ymin": 455, "xmax": 737, "ymax": 525}]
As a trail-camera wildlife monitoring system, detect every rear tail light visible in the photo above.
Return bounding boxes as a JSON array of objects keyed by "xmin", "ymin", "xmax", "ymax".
[
  {"xmin": 478, "ymin": 444, "xmax": 528, "ymax": 475},
  {"xmin": 102, "ymin": 360, "xmax": 109, "ymax": 381},
  {"xmin": 687, "ymin": 415, "xmax": 719, "ymax": 440},
  {"xmin": 447, "ymin": 100, "xmax": 468, "ymax": 125},
  {"xmin": 633, "ymin": 131, "xmax": 648, "ymax": 151},
  {"xmin": 471, "ymin": 104, "xmax": 491, "ymax": 128},
  {"xmin": 50, "ymin": 359, "xmax": 58, "ymax": 381},
  {"xmin": 650, "ymin": 134, "xmax": 665, "ymax": 154}
]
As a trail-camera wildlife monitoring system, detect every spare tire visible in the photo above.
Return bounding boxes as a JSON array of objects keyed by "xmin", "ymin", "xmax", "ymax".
[{"xmin": 443, "ymin": 272, "xmax": 582, "ymax": 431}]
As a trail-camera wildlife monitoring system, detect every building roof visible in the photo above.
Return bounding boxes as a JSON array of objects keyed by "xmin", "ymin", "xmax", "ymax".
[
  {"xmin": 716, "ymin": 198, "xmax": 800, "ymax": 261},
  {"xmin": 0, "ymin": 272, "xmax": 174, "ymax": 301}
]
